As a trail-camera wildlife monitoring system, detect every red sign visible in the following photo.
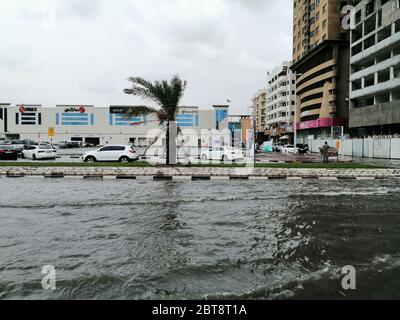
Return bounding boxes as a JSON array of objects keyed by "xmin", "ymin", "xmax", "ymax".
[
  {"xmin": 79, "ymin": 106, "xmax": 86, "ymax": 114},
  {"xmin": 19, "ymin": 106, "xmax": 26, "ymax": 113}
]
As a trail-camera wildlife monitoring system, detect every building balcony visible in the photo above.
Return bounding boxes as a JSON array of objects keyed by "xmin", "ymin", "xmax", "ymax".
[
  {"xmin": 268, "ymin": 116, "xmax": 290, "ymax": 125},
  {"xmin": 350, "ymin": 54, "xmax": 400, "ymax": 82},
  {"xmin": 350, "ymin": 78, "xmax": 400, "ymax": 99},
  {"xmin": 276, "ymin": 85, "xmax": 287, "ymax": 95},
  {"xmin": 297, "ymin": 70, "xmax": 337, "ymax": 93},
  {"xmin": 297, "ymin": 59, "xmax": 336, "ymax": 84},
  {"xmin": 300, "ymin": 109, "xmax": 320, "ymax": 118},
  {"xmin": 351, "ymin": 32, "xmax": 400, "ymax": 65}
]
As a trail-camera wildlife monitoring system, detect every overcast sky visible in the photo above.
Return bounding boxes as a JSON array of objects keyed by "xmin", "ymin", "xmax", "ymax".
[{"xmin": 0, "ymin": 0, "xmax": 293, "ymax": 114}]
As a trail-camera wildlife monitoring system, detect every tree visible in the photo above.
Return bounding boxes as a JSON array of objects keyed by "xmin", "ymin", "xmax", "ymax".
[{"xmin": 123, "ymin": 75, "xmax": 187, "ymax": 165}]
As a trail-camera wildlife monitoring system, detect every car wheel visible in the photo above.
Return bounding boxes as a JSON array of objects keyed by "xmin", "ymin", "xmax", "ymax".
[
  {"xmin": 222, "ymin": 155, "xmax": 228, "ymax": 162},
  {"xmin": 202, "ymin": 154, "xmax": 208, "ymax": 161},
  {"xmin": 21, "ymin": 153, "xmax": 25, "ymax": 159},
  {"xmin": 119, "ymin": 156, "xmax": 130, "ymax": 163},
  {"xmin": 32, "ymin": 154, "xmax": 36, "ymax": 160},
  {"xmin": 85, "ymin": 156, "xmax": 96, "ymax": 163}
]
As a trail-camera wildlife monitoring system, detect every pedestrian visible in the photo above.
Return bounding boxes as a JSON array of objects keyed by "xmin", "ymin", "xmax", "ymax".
[{"xmin": 322, "ymin": 141, "xmax": 330, "ymax": 163}]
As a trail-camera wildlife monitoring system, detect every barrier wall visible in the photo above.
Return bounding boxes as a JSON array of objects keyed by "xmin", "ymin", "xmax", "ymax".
[
  {"xmin": 391, "ymin": 138, "xmax": 400, "ymax": 159},
  {"xmin": 309, "ymin": 137, "xmax": 400, "ymax": 159},
  {"xmin": 373, "ymin": 139, "xmax": 391, "ymax": 159},
  {"xmin": 363, "ymin": 139, "xmax": 374, "ymax": 158},
  {"xmin": 352, "ymin": 139, "xmax": 363, "ymax": 157}
]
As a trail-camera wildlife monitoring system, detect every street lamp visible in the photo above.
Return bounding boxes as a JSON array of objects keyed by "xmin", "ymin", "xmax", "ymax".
[{"xmin": 294, "ymin": 73, "xmax": 303, "ymax": 152}]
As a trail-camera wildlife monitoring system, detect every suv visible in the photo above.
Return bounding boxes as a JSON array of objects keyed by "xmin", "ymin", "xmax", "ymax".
[
  {"xmin": 82, "ymin": 145, "xmax": 139, "ymax": 163},
  {"xmin": 10, "ymin": 139, "xmax": 38, "ymax": 153}
]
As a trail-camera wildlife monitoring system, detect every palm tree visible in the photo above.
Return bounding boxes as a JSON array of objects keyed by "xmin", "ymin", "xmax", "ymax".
[{"xmin": 123, "ymin": 75, "xmax": 187, "ymax": 165}]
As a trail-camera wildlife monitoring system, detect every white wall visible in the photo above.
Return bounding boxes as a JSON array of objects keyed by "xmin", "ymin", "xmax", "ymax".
[
  {"xmin": 352, "ymin": 139, "xmax": 363, "ymax": 157},
  {"xmin": 309, "ymin": 137, "xmax": 400, "ymax": 159},
  {"xmin": 373, "ymin": 139, "xmax": 391, "ymax": 159},
  {"xmin": 390, "ymin": 138, "xmax": 400, "ymax": 159}
]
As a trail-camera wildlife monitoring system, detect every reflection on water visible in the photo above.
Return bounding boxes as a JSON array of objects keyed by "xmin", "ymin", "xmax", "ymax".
[{"xmin": 0, "ymin": 178, "xmax": 400, "ymax": 299}]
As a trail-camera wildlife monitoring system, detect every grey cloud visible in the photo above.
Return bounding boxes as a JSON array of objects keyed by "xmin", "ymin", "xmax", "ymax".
[
  {"xmin": 55, "ymin": 0, "xmax": 104, "ymax": 19},
  {"xmin": 0, "ymin": 0, "xmax": 292, "ymax": 113}
]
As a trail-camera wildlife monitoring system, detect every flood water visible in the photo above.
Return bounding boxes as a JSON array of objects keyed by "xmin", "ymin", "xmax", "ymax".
[{"xmin": 1, "ymin": 177, "xmax": 400, "ymax": 300}]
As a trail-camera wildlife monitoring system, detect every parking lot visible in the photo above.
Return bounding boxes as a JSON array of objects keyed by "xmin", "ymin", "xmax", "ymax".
[{"xmin": 0, "ymin": 147, "xmax": 251, "ymax": 164}]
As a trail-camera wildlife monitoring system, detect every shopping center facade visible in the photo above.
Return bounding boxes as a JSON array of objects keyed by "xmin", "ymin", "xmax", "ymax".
[{"xmin": 0, "ymin": 104, "xmax": 230, "ymax": 147}]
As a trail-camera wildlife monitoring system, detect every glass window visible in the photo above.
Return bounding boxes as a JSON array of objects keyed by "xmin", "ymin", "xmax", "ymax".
[{"xmin": 100, "ymin": 146, "xmax": 115, "ymax": 152}]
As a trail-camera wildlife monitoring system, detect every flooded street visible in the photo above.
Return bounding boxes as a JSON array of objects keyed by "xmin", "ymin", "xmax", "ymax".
[{"xmin": 1, "ymin": 178, "xmax": 400, "ymax": 299}]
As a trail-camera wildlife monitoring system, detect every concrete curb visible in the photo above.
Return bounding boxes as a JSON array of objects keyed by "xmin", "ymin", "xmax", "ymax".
[
  {"xmin": 0, "ymin": 167, "xmax": 400, "ymax": 181},
  {"xmin": 0, "ymin": 175, "xmax": 395, "ymax": 181},
  {"xmin": 0, "ymin": 166, "xmax": 399, "ymax": 180}
]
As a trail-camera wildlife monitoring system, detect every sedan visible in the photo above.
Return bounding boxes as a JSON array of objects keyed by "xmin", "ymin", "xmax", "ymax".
[
  {"xmin": 0, "ymin": 145, "xmax": 19, "ymax": 160},
  {"xmin": 281, "ymin": 145, "xmax": 298, "ymax": 155},
  {"xmin": 22, "ymin": 145, "xmax": 57, "ymax": 160},
  {"xmin": 201, "ymin": 146, "xmax": 244, "ymax": 162}
]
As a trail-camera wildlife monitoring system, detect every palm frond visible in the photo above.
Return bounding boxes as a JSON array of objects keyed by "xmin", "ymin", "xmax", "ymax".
[
  {"xmin": 124, "ymin": 74, "xmax": 187, "ymax": 123},
  {"xmin": 123, "ymin": 106, "xmax": 158, "ymax": 118}
]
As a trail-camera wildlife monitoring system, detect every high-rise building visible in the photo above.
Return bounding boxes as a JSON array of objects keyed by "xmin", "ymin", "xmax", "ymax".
[
  {"xmin": 291, "ymin": 0, "xmax": 351, "ymax": 142},
  {"xmin": 252, "ymin": 88, "xmax": 268, "ymax": 138},
  {"xmin": 349, "ymin": 0, "xmax": 400, "ymax": 136},
  {"xmin": 266, "ymin": 61, "xmax": 297, "ymax": 140}
]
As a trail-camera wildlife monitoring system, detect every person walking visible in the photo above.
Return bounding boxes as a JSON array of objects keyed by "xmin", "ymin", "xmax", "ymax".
[{"xmin": 322, "ymin": 142, "xmax": 330, "ymax": 163}]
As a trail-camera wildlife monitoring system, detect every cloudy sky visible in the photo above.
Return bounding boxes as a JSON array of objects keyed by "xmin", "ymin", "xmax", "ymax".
[{"xmin": 0, "ymin": 0, "xmax": 293, "ymax": 114}]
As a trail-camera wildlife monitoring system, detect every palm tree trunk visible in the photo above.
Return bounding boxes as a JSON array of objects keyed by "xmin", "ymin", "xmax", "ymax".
[{"xmin": 166, "ymin": 120, "xmax": 170, "ymax": 165}]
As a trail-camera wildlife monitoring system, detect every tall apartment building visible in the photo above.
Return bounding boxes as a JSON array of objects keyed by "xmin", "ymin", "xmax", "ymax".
[
  {"xmin": 349, "ymin": 0, "xmax": 400, "ymax": 135},
  {"xmin": 266, "ymin": 61, "xmax": 297, "ymax": 140},
  {"xmin": 291, "ymin": 0, "xmax": 351, "ymax": 141},
  {"xmin": 252, "ymin": 88, "xmax": 268, "ymax": 139}
]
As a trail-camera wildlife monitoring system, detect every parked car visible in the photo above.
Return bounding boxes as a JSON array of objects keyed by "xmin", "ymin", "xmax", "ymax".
[
  {"xmin": 82, "ymin": 145, "xmax": 139, "ymax": 163},
  {"xmin": 201, "ymin": 146, "xmax": 244, "ymax": 162},
  {"xmin": 296, "ymin": 144, "xmax": 309, "ymax": 154},
  {"xmin": 57, "ymin": 141, "xmax": 80, "ymax": 149},
  {"xmin": 281, "ymin": 144, "xmax": 298, "ymax": 154},
  {"xmin": 56, "ymin": 141, "xmax": 68, "ymax": 149},
  {"xmin": 9, "ymin": 139, "xmax": 38, "ymax": 153},
  {"xmin": 22, "ymin": 145, "xmax": 57, "ymax": 160},
  {"xmin": 0, "ymin": 145, "xmax": 19, "ymax": 160},
  {"xmin": 9, "ymin": 140, "xmax": 26, "ymax": 153},
  {"xmin": 69, "ymin": 142, "xmax": 81, "ymax": 148},
  {"xmin": 272, "ymin": 143, "xmax": 284, "ymax": 152}
]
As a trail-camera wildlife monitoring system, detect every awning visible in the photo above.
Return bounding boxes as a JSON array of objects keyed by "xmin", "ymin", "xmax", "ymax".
[{"xmin": 280, "ymin": 135, "xmax": 289, "ymax": 140}]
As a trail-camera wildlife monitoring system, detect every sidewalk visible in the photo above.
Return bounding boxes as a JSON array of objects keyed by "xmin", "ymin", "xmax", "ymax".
[{"xmin": 256, "ymin": 152, "xmax": 341, "ymax": 163}]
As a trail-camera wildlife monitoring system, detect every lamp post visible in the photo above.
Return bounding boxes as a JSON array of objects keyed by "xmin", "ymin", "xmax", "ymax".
[
  {"xmin": 294, "ymin": 72, "xmax": 303, "ymax": 152},
  {"xmin": 253, "ymin": 113, "xmax": 257, "ymax": 167}
]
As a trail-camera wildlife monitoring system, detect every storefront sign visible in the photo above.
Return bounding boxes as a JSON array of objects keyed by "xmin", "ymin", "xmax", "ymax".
[
  {"xmin": 64, "ymin": 107, "xmax": 86, "ymax": 113},
  {"xmin": 110, "ymin": 107, "xmax": 130, "ymax": 114},
  {"xmin": 19, "ymin": 106, "xmax": 38, "ymax": 113}
]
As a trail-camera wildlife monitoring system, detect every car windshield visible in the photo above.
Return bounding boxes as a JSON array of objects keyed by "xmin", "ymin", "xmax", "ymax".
[{"xmin": 0, "ymin": 146, "xmax": 14, "ymax": 150}]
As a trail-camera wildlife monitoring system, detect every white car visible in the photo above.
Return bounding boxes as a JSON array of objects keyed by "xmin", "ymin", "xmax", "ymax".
[
  {"xmin": 22, "ymin": 145, "xmax": 57, "ymax": 160},
  {"xmin": 201, "ymin": 146, "xmax": 244, "ymax": 162},
  {"xmin": 82, "ymin": 145, "xmax": 139, "ymax": 163},
  {"xmin": 281, "ymin": 145, "xmax": 298, "ymax": 155}
]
